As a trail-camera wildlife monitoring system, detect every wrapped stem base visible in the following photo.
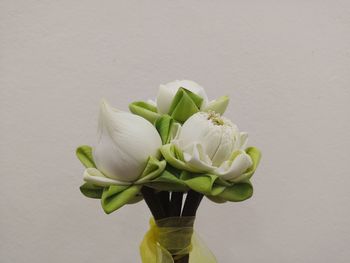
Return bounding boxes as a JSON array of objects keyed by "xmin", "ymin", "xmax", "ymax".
[{"xmin": 140, "ymin": 217, "xmax": 217, "ymax": 263}]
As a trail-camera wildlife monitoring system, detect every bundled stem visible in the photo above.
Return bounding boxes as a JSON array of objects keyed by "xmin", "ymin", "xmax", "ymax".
[
  {"xmin": 175, "ymin": 190, "xmax": 203, "ymax": 263},
  {"xmin": 169, "ymin": 192, "xmax": 184, "ymax": 217},
  {"xmin": 141, "ymin": 187, "xmax": 203, "ymax": 263},
  {"xmin": 182, "ymin": 190, "xmax": 204, "ymax": 217},
  {"xmin": 141, "ymin": 187, "xmax": 166, "ymax": 220},
  {"xmin": 158, "ymin": 191, "xmax": 170, "ymax": 215}
]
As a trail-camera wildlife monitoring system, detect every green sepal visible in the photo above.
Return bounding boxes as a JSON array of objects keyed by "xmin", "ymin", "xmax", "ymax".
[
  {"xmin": 76, "ymin": 145, "xmax": 96, "ymax": 168},
  {"xmin": 101, "ymin": 185, "xmax": 142, "ymax": 214},
  {"xmin": 79, "ymin": 183, "xmax": 104, "ymax": 199},
  {"xmin": 168, "ymin": 88, "xmax": 203, "ymax": 123},
  {"xmin": 203, "ymin": 96, "xmax": 229, "ymax": 115},
  {"xmin": 218, "ymin": 181, "xmax": 253, "ymax": 202},
  {"xmin": 129, "ymin": 101, "xmax": 160, "ymax": 124},
  {"xmin": 231, "ymin": 147, "xmax": 262, "ymax": 183},
  {"xmin": 147, "ymin": 170, "xmax": 188, "ymax": 192}
]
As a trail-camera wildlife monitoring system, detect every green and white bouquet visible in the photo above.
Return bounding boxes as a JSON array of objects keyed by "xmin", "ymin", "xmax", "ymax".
[{"xmin": 76, "ymin": 80, "xmax": 261, "ymax": 263}]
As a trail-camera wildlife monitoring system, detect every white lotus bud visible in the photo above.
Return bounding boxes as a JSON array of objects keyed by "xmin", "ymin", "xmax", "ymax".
[
  {"xmin": 156, "ymin": 80, "xmax": 208, "ymax": 114},
  {"xmin": 92, "ymin": 100, "xmax": 162, "ymax": 182}
]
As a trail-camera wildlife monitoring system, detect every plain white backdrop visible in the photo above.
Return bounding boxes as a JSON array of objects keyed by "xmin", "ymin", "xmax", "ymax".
[{"xmin": 1, "ymin": 1, "xmax": 350, "ymax": 262}]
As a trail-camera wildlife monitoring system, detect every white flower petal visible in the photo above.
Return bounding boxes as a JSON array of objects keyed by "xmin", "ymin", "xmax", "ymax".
[
  {"xmin": 156, "ymin": 84, "xmax": 178, "ymax": 114},
  {"xmin": 183, "ymin": 143, "xmax": 214, "ymax": 172},
  {"xmin": 239, "ymin": 132, "xmax": 249, "ymax": 149},
  {"xmin": 147, "ymin": 99, "xmax": 157, "ymax": 107},
  {"xmin": 211, "ymin": 127, "xmax": 234, "ymax": 167},
  {"xmin": 170, "ymin": 122, "xmax": 182, "ymax": 141},
  {"xmin": 203, "ymin": 96, "xmax": 229, "ymax": 114},
  {"xmin": 83, "ymin": 168, "xmax": 131, "ymax": 186},
  {"xmin": 201, "ymin": 127, "xmax": 222, "ymax": 160},
  {"xmin": 214, "ymin": 152, "xmax": 253, "ymax": 181},
  {"xmin": 177, "ymin": 112, "xmax": 212, "ymax": 148}
]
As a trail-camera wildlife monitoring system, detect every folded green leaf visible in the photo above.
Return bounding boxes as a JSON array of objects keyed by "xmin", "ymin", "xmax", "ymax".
[
  {"xmin": 218, "ymin": 182, "xmax": 253, "ymax": 202},
  {"xmin": 203, "ymin": 96, "xmax": 229, "ymax": 115},
  {"xmin": 230, "ymin": 147, "xmax": 262, "ymax": 183},
  {"xmin": 160, "ymin": 144, "xmax": 201, "ymax": 173},
  {"xmin": 83, "ymin": 167, "xmax": 125, "ymax": 187},
  {"xmin": 80, "ymin": 183, "xmax": 104, "ymax": 199},
  {"xmin": 206, "ymin": 195, "xmax": 227, "ymax": 204},
  {"xmin": 82, "ymin": 156, "xmax": 166, "ymax": 187},
  {"xmin": 215, "ymin": 177, "xmax": 233, "ymax": 187},
  {"xmin": 76, "ymin": 145, "xmax": 96, "ymax": 168},
  {"xmin": 137, "ymin": 157, "xmax": 166, "ymax": 183},
  {"xmin": 129, "ymin": 101, "xmax": 160, "ymax": 124},
  {"xmin": 211, "ymin": 184, "xmax": 227, "ymax": 196},
  {"xmin": 147, "ymin": 170, "xmax": 188, "ymax": 192},
  {"xmin": 181, "ymin": 172, "xmax": 225, "ymax": 196},
  {"xmin": 155, "ymin": 115, "xmax": 174, "ymax": 144},
  {"xmin": 127, "ymin": 193, "xmax": 144, "ymax": 204},
  {"xmin": 168, "ymin": 88, "xmax": 203, "ymax": 123},
  {"xmin": 101, "ymin": 185, "xmax": 142, "ymax": 214},
  {"xmin": 155, "ymin": 115, "xmax": 181, "ymax": 145}
]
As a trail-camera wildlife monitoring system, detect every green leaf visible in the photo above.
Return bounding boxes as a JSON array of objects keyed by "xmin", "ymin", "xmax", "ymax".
[
  {"xmin": 245, "ymin": 147, "xmax": 262, "ymax": 174},
  {"xmin": 160, "ymin": 144, "xmax": 201, "ymax": 173},
  {"xmin": 76, "ymin": 145, "xmax": 96, "ymax": 168},
  {"xmin": 206, "ymin": 195, "xmax": 227, "ymax": 204},
  {"xmin": 203, "ymin": 96, "xmax": 229, "ymax": 115},
  {"xmin": 147, "ymin": 170, "xmax": 188, "ymax": 192},
  {"xmin": 101, "ymin": 185, "xmax": 142, "ymax": 214},
  {"xmin": 231, "ymin": 147, "xmax": 262, "ymax": 183},
  {"xmin": 127, "ymin": 193, "xmax": 144, "ymax": 204},
  {"xmin": 160, "ymin": 144, "xmax": 186, "ymax": 169},
  {"xmin": 181, "ymin": 172, "xmax": 213, "ymax": 194},
  {"xmin": 181, "ymin": 172, "xmax": 225, "ymax": 196},
  {"xmin": 218, "ymin": 182, "xmax": 253, "ymax": 202},
  {"xmin": 155, "ymin": 115, "xmax": 174, "ymax": 144},
  {"xmin": 168, "ymin": 88, "xmax": 203, "ymax": 123},
  {"xmin": 129, "ymin": 101, "xmax": 160, "ymax": 124},
  {"xmin": 215, "ymin": 177, "xmax": 233, "ymax": 187},
  {"xmin": 137, "ymin": 157, "xmax": 166, "ymax": 183},
  {"xmin": 211, "ymin": 184, "xmax": 227, "ymax": 196},
  {"xmin": 80, "ymin": 183, "xmax": 104, "ymax": 199}
]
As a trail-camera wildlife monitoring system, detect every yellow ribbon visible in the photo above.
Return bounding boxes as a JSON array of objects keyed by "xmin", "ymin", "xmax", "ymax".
[{"xmin": 140, "ymin": 217, "xmax": 217, "ymax": 263}]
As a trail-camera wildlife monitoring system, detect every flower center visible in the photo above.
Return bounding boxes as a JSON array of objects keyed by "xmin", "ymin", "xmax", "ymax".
[{"xmin": 207, "ymin": 111, "xmax": 224, "ymax": 126}]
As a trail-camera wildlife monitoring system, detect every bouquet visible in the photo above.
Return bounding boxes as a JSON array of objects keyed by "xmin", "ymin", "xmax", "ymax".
[{"xmin": 76, "ymin": 80, "xmax": 261, "ymax": 263}]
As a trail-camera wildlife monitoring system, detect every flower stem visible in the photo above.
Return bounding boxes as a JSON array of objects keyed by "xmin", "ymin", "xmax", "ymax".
[
  {"xmin": 141, "ymin": 186, "xmax": 166, "ymax": 220},
  {"xmin": 175, "ymin": 256, "xmax": 190, "ymax": 263},
  {"xmin": 157, "ymin": 191, "xmax": 170, "ymax": 216},
  {"xmin": 169, "ymin": 192, "xmax": 183, "ymax": 217},
  {"xmin": 181, "ymin": 190, "xmax": 203, "ymax": 217}
]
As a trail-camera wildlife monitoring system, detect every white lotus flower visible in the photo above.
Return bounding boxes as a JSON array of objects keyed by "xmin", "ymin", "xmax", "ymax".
[
  {"xmin": 88, "ymin": 100, "xmax": 162, "ymax": 183},
  {"xmin": 156, "ymin": 80, "xmax": 209, "ymax": 114},
  {"xmin": 174, "ymin": 111, "xmax": 253, "ymax": 181}
]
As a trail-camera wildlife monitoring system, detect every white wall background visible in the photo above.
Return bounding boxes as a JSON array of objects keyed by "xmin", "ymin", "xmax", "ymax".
[{"xmin": 1, "ymin": 1, "xmax": 350, "ymax": 262}]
